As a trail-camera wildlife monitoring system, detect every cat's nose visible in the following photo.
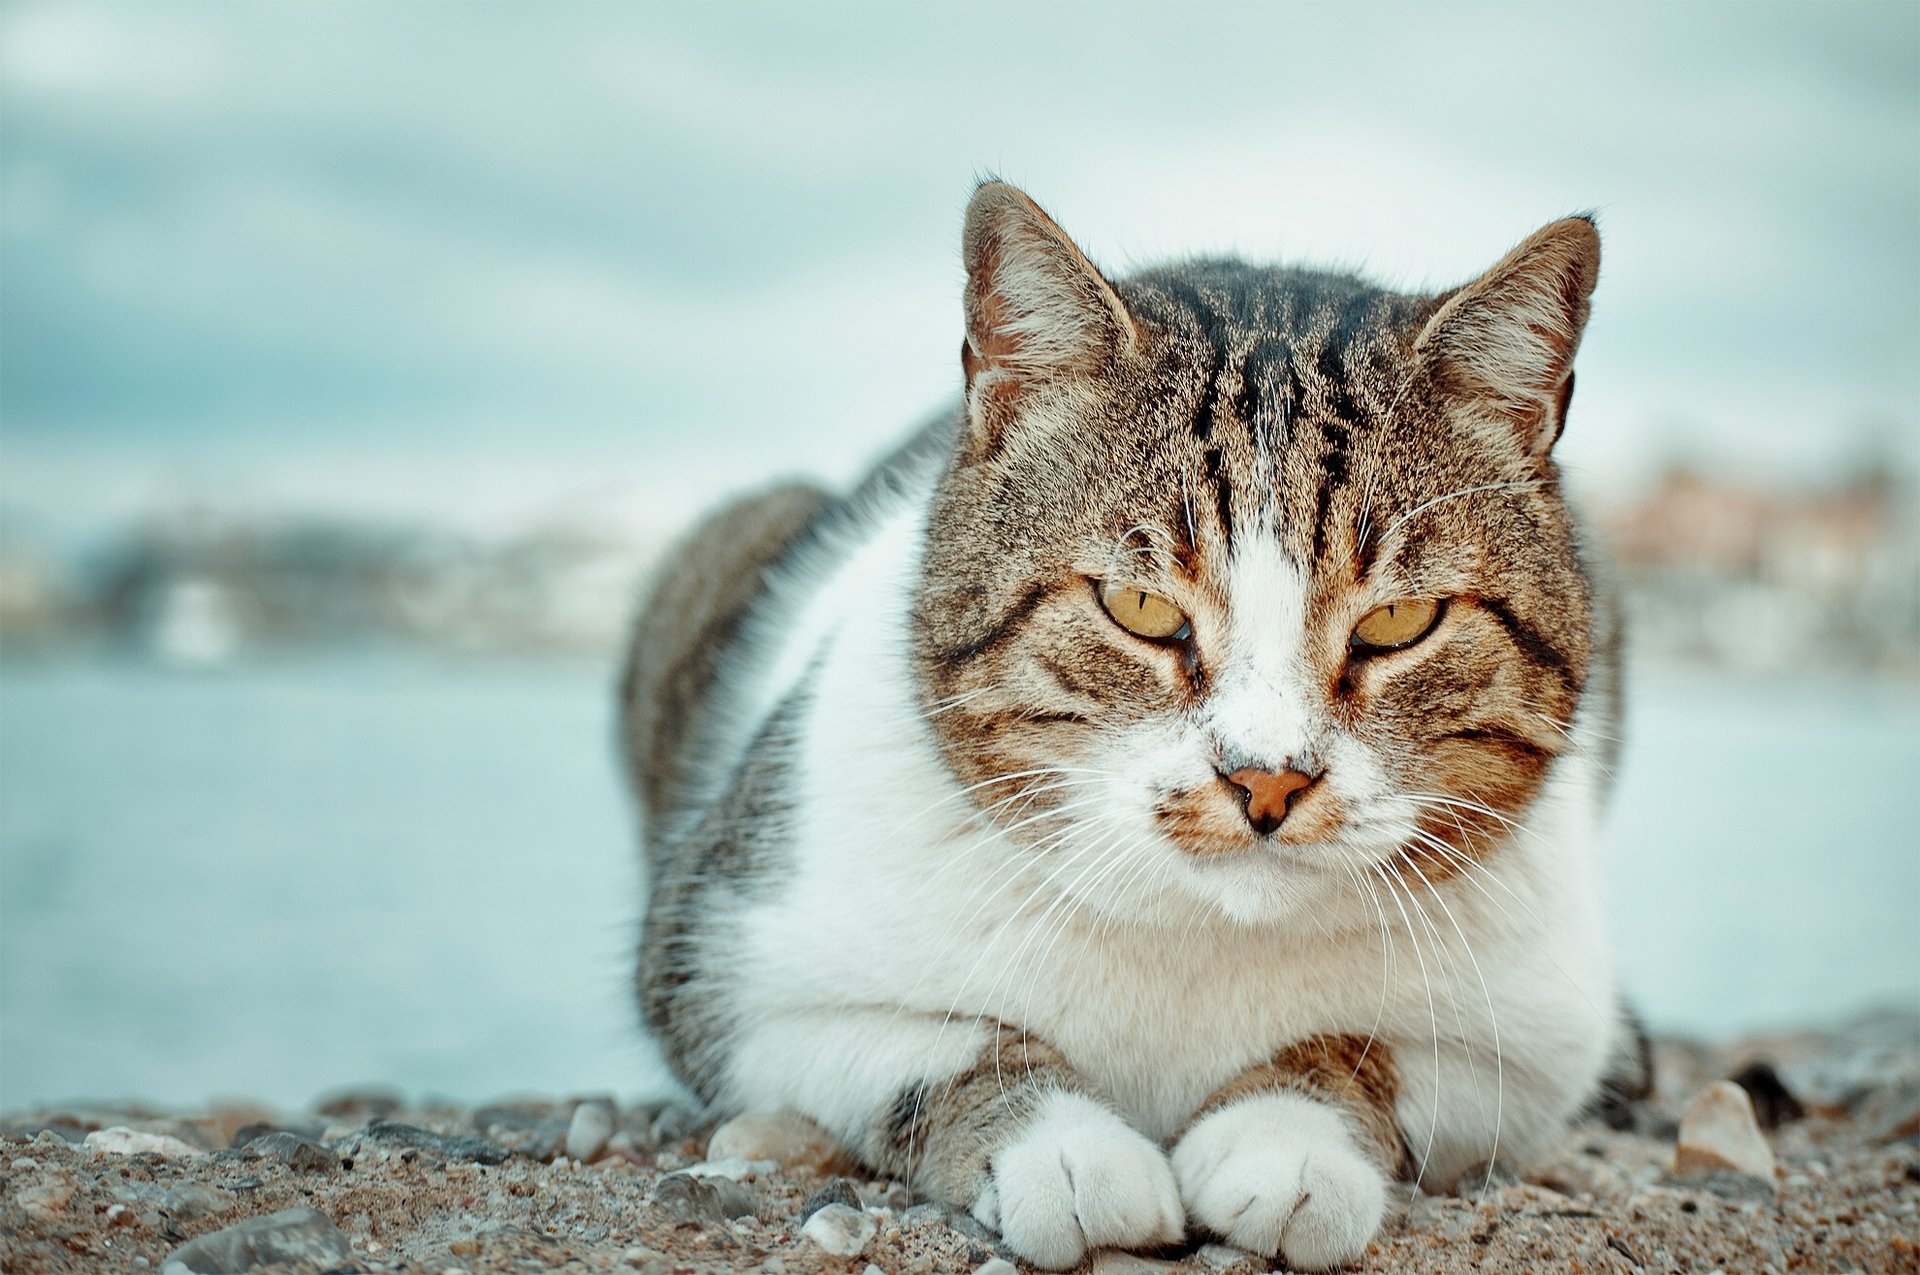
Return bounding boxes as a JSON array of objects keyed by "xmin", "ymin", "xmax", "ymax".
[{"xmin": 1221, "ymin": 766, "xmax": 1318, "ymax": 836}]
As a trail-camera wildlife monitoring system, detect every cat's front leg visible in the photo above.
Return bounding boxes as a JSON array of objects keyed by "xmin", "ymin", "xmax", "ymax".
[
  {"xmin": 733, "ymin": 1013, "xmax": 1181, "ymax": 1268},
  {"xmin": 1170, "ymin": 1034, "xmax": 1406, "ymax": 1271}
]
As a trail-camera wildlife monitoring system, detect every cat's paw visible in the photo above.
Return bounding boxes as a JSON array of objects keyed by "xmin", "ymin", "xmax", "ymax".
[
  {"xmin": 970, "ymin": 1091, "xmax": 1184, "ymax": 1269},
  {"xmin": 1170, "ymin": 1090, "xmax": 1386, "ymax": 1271}
]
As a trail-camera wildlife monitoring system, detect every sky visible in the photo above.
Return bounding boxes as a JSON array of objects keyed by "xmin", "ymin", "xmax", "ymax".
[{"xmin": 2, "ymin": 1, "xmax": 1916, "ymax": 537}]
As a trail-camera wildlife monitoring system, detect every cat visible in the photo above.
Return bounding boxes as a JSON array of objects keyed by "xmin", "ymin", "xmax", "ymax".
[{"xmin": 621, "ymin": 180, "xmax": 1643, "ymax": 1269}]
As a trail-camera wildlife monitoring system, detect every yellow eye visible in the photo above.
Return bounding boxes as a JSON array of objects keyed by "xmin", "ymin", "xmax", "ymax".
[
  {"xmin": 1098, "ymin": 582, "xmax": 1191, "ymax": 642},
  {"xmin": 1352, "ymin": 598, "xmax": 1443, "ymax": 651}
]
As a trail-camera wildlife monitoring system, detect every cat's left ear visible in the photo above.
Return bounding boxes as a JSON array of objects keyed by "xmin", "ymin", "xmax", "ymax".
[
  {"xmin": 1414, "ymin": 216, "xmax": 1600, "ymax": 458},
  {"xmin": 960, "ymin": 181, "xmax": 1139, "ymax": 456}
]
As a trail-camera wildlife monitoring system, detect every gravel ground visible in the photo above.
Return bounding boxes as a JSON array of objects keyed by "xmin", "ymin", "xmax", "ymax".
[{"xmin": 4, "ymin": 1014, "xmax": 1916, "ymax": 1274}]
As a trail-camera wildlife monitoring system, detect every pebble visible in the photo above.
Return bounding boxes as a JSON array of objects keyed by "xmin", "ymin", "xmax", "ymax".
[
  {"xmin": 644, "ymin": 1102, "xmax": 707, "ymax": 1149},
  {"xmin": 160, "ymin": 1183, "xmax": 236, "ymax": 1220},
  {"xmin": 470, "ymin": 1104, "xmax": 569, "ymax": 1160},
  {"xmin": 1090, "ymin": 1253, "xmax": 1181, "ymax": 1275},
  {"xmin": 709, "ymin": 1176, "xmax": 758, "ymax": 1219},
  {"xmin": 1729, "ymin": 1060, "xmax": 1806, "ymax": 1129},
  {"xmin": 1197, "ymin": 1244, "xmax": 1256, "ymax": 1269},
  {"xmin": 800, "ymin": 1177, "xmax": 863, "ymax": 1223},
  {"xmin": 706, "ymin": 1110, "xmax": 846, "ymax": 1172},
  {"xmin": 975, "ymin": 1261, "xmax": 1019, "ymax": 1275},
  {"xmin": 565, "ymin": 1102, "xmax": 615, "ymax": 1163},
  {"xmin": 18, "ymin": 1178, "xmax": 76, "ymax": 1223},
  {"xmin": 801, "ymin": 1202, "xmax": 876, "ymax": 1257},
  {"xmin": 1676, "ymin": 1080, "xmax": 1777, "ymax": 1181},
  {"xmin": 898, "ymin": 1202, "xmax": 949, "ymax": 1229},
  {"xmin": 652, "ymin": 1171, "xmax": 731, "ymax": 1226},
  {"xmin": 241, "ymin": 1130, "xmax": 337, "ymax": 1172},
  {"xmin": 684, "ymin": 1155, "xmax": 771, "ymax": 1180},
  {"xmin": 85, "ymin": 1128, "xmax": 201, "ymax": 1158},
  {"xmin": 356, "ymin": 1119, "xmax": 511, "ymax": 1165},
  {"xmin": 162, "ymin": 1206, "xmax": 351, "ymax": 1273},
  {"xmin": 864, "ymin": 1180, "xmax": 913, "ymax": 1210}
]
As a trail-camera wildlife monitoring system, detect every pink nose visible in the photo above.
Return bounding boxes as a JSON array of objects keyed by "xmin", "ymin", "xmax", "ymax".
[{"xmin": 1223, "ymin": 767, "xmax": 1318, "ymax": 835}]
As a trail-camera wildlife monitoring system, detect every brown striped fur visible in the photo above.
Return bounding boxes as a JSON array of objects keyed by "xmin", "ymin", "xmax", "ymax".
[
  {"xmin": 620, "ymin": 481, "xmax": 830, "ymax": 823},
  {"xmin": 865, "ymin": 1024, "xmax": 1087, "ymax": 1208},
  {"xmin": 1187, "ymin": 1035, "xmax": 1412, "ymax": 1178}
]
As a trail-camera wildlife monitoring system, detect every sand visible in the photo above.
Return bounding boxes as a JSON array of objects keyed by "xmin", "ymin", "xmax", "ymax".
[{"xmin": 3, "ymin": 1016, "xmax": 1916, "ymax": 1274}]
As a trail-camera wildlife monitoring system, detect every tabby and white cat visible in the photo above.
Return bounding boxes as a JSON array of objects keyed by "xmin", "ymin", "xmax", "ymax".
[{"xmin": 622, "ymin": 181, "xmax": 1638, "ymax": 1269}]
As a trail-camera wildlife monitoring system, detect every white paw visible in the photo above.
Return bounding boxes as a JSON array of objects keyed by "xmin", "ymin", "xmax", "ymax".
[
  {"xmin": 1171, "ymin": 1091, "xmax": 1386, "ymax": 1271},
  {"xmin": 970, "ymin": 1091, "xmax": 1184, "ymax": 1270}
]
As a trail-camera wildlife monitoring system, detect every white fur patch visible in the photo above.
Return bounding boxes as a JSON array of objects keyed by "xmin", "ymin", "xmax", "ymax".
[
  {"xmin": 1171, "ymin": 1090, "xmax": 1386, "ymax": 1270},
  {"xmin": 973, "ymin": 1090, "xmax": 1183, "ymax": 1270}
]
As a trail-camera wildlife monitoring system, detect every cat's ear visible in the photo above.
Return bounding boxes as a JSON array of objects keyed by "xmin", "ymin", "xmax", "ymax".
[
  {"xmin": 960, "ymin": 181, "xmax": 1138, "ymax": 454},
  {"xmin": 1414, "ymin": 216, "xmax": 1600, "ymax": 458}
]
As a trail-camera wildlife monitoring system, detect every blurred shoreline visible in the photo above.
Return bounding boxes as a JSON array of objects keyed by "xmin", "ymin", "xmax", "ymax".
[{"xmin": 2, "ymin": 458, "xmax": 1915, "ymax": 675}]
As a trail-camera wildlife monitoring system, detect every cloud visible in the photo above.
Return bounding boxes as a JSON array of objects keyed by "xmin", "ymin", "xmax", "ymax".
[{"xmin": 1, "ymin": 0, "xmax": 1914, "ymax": 523}]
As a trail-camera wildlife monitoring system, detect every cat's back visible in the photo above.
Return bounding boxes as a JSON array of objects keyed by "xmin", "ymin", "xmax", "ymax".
[{"xmin": 618, "ymin": 410, "xmax": 955, "ymax": 835}]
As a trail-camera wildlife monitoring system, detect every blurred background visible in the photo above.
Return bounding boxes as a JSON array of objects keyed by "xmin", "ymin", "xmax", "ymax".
[{"xmin": 1, "ymin": 2, "xmax": 1915, "ymax": 1113}]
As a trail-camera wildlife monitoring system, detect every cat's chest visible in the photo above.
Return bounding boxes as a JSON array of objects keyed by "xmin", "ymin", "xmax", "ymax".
[{"xmin": 955, "ymin": 913, "xmax": 1383, "ymax": 1136}]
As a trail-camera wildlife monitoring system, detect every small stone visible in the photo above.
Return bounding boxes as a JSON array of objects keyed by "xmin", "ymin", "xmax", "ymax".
[
  {"xmin": 161, "ymin": 1184, "xmax": 236, "ymax": 1220},
  {"xmin": 1690, "ymin": 1168, "xmax": 1780, "ymax": 1204},
  {"xmin": 241, "ymin": 1131, "xmax": 337, "ymax": 1172},
  {"xmin": 19, "ymin": 1177, "xmax": 76, "ymax": 1222},
  {"xmin": 1197, "ymin": 1244, "xmax": 1255, "ymax": 1269},
  {"xmin": 710, "ymin": 1176, "xmax": 758, "ymax": 1219},
  {"xmin": 800, "ymin": 1177, "xmax": 863, "ymax": 1224},
  {"xmin": 164, "ymin": 1207, "xmax": 351, "ymax": 1273},
  {"xmin": 685, "ymin": 1155, "xmax": 762, "ymax": 1180},
  {"xmin": 85, "ymin": 1128, "xmax": 200, "ymax": 1158},
  {"xmin": 863, "ymin": 1265, "xmax": 886, "ymax": 1275},
  {"xmin": 1090, "ymin": 1253, "xmax": 1180, "ymax": 1275},
  {"xmin": 9, "ymin": 1156, "xmax": 37, "ymax": 1170},
  {"xmin": 707, "ymin": 1110, "xmax": 845, "ymax": 1172},
  {"xmin": 975, "ymin": 1261, "xmax": 1020, "ymax": 1275},
  {"xmin": 566, "ymin": 1102, "xmax": 615, "ymax": 1163},
  {"xmin": 652, "ymin": 1171, "xmax": 730, "ymax": 1226},
  {"xmin": 645, "ymin": 1102, "xmax": 708, "ymax": 1149},
  {"xmin": 801, "ymin": 1202, "xmax": 876, "ymax": 1257},
  {"xmin": 357, "ymin": 1120, "xmax": 511, "ymax": 1165},
  {"xmin": 1676, "ymin": 1080, "xmax": 1777, "ymax": 1181},
  {"xmin": 863, "ymin": 1180, "xmax": 912, "ymax": 1211},
  {"xmin": 898, "ymin": 1202, "xmax": 948, "ymax": 1228},
  {"xmin": 1729, "ymin": 1060, "xmax": 1806, "ymax": 1130}
]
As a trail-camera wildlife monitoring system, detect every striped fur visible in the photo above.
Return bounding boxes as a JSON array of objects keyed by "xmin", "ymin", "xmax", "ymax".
[{"xmin": 624, "ymin": 181, "xmax": 1629, "ymax": 1269}]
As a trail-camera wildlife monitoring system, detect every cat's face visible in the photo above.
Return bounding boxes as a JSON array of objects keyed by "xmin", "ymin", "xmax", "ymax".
[{"xmin": 912, "ymin": 183, "xmax": 1599, "ymax": 927}]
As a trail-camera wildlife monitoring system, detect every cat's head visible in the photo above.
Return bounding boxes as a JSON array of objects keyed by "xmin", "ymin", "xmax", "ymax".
[{"xmin": 910, "ymin": 181, "xmax": 1601, "ymax": 926}]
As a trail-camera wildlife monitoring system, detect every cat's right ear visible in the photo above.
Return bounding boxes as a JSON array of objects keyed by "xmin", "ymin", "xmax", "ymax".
[{"xmin": 960, "ymin": 181, "xmax": 1138, "ymax": 458}]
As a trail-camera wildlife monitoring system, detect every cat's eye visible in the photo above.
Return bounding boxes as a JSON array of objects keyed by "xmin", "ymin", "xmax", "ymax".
[
  {"xmin": 1351, "ymin": 598, "xmax": 1444, "ymax": 652},
  {"xmin": 1098, "ymin": 582, "xmax": 1192, "ymax": 642}
]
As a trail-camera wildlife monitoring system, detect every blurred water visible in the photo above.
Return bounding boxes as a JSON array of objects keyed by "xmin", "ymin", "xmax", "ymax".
[{"xmin": 1, "ymin": 655, "xmax": 1915, "ymax": 1111}]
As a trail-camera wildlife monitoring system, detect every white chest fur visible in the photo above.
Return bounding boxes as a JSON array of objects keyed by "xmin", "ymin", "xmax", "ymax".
[{"xmin": 725, "ymin": 500, "xmax": 1619, "ymax": 1186}]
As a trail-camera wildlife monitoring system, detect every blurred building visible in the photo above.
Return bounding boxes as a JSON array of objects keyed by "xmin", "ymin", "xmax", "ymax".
[{"xmin": 1601, "ymin": 463, "xmax": 1919, "ymax": 673}]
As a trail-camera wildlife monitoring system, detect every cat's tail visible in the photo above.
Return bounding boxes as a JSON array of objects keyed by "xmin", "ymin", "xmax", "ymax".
[{"xmin": 618, "ymin": 480, "xmax": 832, "ymax": 832}]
